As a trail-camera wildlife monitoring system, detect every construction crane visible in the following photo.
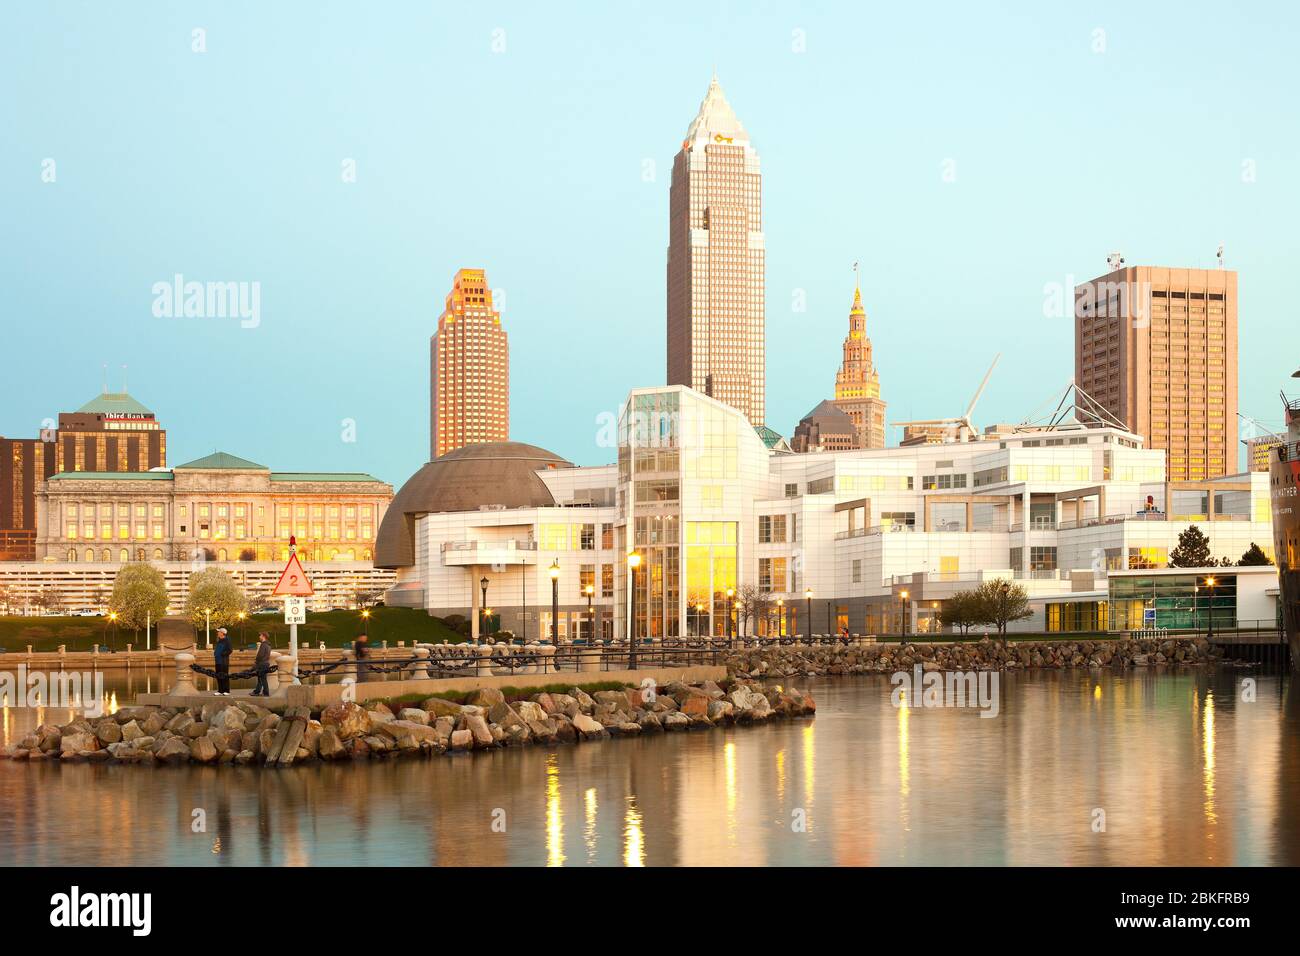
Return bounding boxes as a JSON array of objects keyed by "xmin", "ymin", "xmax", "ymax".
[{"xmin": 893, "ymin": 354, "xmax": 1000, "ymax": 443}]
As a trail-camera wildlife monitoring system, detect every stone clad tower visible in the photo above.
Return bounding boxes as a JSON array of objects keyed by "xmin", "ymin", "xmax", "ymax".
[
  {"xmin": 666, "ymin": 75, "xmax": 766, "ymax": 426},
  {"xmin": 832, "ymin": 282, "xmax": 887, "ymax": 448}
]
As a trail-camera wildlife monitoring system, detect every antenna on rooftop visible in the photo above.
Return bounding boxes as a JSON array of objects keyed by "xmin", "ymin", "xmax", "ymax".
[
  {"xmin": 1216, "ymin": 242, "xmax": 1225, "ymax": 269},
  {"xmin": 1106, "ymin": 251, "xmax": 1126, "ymax": 272}
]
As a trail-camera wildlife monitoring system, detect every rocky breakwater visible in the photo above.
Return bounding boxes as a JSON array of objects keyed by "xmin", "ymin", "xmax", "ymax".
[
  {"xmin": 727, "ymin": 637, "xmax": 1224, "ymax": 680},
  {"xmin": 1, "ymin": 679, "xmax": 816, "ymax": 766}
]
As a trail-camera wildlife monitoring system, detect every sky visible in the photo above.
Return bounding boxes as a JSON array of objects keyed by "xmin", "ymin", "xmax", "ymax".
[{"xmin": 3, "ymin": 1, "xmax": 1298, "ymax": 487}]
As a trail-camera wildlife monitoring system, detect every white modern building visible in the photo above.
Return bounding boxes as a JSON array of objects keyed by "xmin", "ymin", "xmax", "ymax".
[{"xmin": 375, "ymin": 385, "xmax": 1277, "ymax": 638}]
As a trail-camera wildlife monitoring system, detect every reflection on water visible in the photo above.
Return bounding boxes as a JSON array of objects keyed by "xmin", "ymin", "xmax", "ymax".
[{"xmin": 1, "ymin": 668, "xmax": 1298, "ymax": 866}]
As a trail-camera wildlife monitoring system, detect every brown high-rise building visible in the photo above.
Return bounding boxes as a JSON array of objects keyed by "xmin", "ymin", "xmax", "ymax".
[
  {"xmin": 1075, "ymin": 265, "xmax": 1238, "ymax": 481},
  {"xmin": 430, "ymin": 268, "xmax": 510, "ymax": 460},
  {"xmin": 666, "ymin": 75, "xmax": 766, "ymax": 426},
  {"xmin": 832, "ymin": 284, "xmax": 887, "ymax": 448},
  {"xmin": 1, "ymin": 390, "xmax": 166, "ymax": 560}
]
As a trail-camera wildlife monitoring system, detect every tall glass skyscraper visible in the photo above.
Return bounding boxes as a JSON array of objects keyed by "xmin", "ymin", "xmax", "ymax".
[
  {"xmin": 666, "ymin": 75, "xmax": 766, "ymax": 426},
  {"xmin": 430, "ymin": 268, "xmax": 510, "ymax": 460}
]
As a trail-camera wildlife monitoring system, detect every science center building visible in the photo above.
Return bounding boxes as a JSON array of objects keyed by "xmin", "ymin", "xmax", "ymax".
[{"xmin": 376, "ymin": 386, "xmax": 1276, "ymax": 640}]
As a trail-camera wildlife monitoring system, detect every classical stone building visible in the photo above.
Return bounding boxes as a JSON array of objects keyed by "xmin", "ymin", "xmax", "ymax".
[{"xmin": 35, "ymin": 451, "xmax": 392, "ymax": 565}]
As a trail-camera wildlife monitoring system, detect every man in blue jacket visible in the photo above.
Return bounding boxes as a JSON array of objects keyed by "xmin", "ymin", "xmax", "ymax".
[{"xmin": 214, "ymin": 627, "xmax": 233, "ymax": 696}]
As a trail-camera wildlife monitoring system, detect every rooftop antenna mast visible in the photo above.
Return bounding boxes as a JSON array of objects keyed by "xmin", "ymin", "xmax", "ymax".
[{"xmin": 1216, "ymin": 242, "xmax": 1225, "ymax": 269}]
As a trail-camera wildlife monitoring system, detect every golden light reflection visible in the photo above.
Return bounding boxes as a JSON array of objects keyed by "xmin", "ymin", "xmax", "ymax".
[
  {"xmin": 1093, "ymin": 684, "xmax": 1102, "ymax": 701},
  {"xmin": 802, "ymin": 723, "xmax": 815, "ymax": 808},
  {"xmin": 1202, "ymin": 691, "xmax": 1217, "ymax": 829},
  {"xmin": 724, "ymin": 740, "xmax": 737, "ymax": 843},
  {"xmin": 898, "ymin": 687, "xmax": 911, "ymax": 831},
  {"xmin": 775, "ymin": 748, "xmax": 786, "ymax": 803},
  {"xmin": 545, "ymin": 753, "xmax": 565, "ymax": 867},
  {"xmin": 623, "ymin": 799, "xmax": 644, "ymax": 867},
  {"xmin": 583, "ymin": 787, "xmax": 597, "ymax": 860}
]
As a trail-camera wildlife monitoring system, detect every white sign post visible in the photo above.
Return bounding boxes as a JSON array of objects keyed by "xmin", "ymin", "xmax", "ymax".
[
  {"xmin": 270, "ymin": 536, "xmax": 314, "ymax": 686},
  {"xmin": 284, "ymin": 596, "xmax": 306, "ymax": 625}
]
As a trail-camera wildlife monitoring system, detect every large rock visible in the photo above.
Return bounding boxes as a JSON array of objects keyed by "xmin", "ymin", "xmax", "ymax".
[
  {"xmin": 154, "ymin": 737, "xmax": 192, "ymax": 763},
  {"xmin": 94, "ymin": 720, "xmax": 122, "ymax": 745},
  {"xmin": 318, "ymin": 728, "xmax": 346, "ymax": 760},
  {"xmin": 467, "ymin": 687, "xmax": 505, "ymax": 708},
  {"xmin": 397, "ymin": 708, "xmax": 430, "ymax": 725},
  {"xmin": 141, "ymin": 712, "xmax": 167, "ymax": 737},
  {"xmin": 570, "ymin": 713, "xmax": 607, "ymax": 741},
  {"xmin": 376, "ymin": 720, "xmax": 441, "ymax": 744},
  {"xmin": 458, "ymin": 714, "xmax": 494, "ymax": 749},
  {"xmin": 321, "ymin": 701, "xmax": 373, "ymax": 740},
  {"xmin": 60, "ymin": 732, "xmax": 98, "ymax": 755},
  {"xmin": 421, "ymin": 697, "xmax": 464, "ymax": 719},
  {"xmin": 662, "ymin": 712, "xmax": 689, "ymax": 731},
  {"xmin": 214, "ymin": 707, "xmax": 246, "ymax": 731},
  {"xmin": 516, "ymin": 701, "xmax": 547, "ymax": 722},
  {"xmin": 119, "ymin": 720, "xmax": 144, "ymax": 742},
  {"xmin": 189, "ymin": 737, "xmax": 218, "ymax": 763},
  {"xmin": 449, "ymin": 729, "xmax": 474, "ymax": 751}
]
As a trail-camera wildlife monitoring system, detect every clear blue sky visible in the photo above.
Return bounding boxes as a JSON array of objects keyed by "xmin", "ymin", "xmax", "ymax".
[{"xmin": 3, "ymin": 1, "xmax": 1297, "ymax": 486}]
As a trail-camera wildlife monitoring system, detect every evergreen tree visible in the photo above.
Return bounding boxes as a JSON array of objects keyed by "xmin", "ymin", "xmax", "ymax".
[
  {"xmin": 1168, "ymin": 524, "xmax": 1213, "ymax": 568},
  {"xmin": 1238, "ymin": 542, "xmax": 1274, "ymax": 566}
]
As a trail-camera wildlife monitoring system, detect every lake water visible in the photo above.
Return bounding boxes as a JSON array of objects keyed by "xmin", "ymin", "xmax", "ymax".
[{"xmin": 1, "ymin": 667, "xmax": 1296, "ymax": 866}]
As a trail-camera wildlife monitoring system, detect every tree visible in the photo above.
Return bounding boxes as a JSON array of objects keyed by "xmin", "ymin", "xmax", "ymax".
[
  {"xmin": 736, "ymin": 584, "xmax": 773, "ymax": 637},
  {"xmin": 1168, "ymin": 524, "xmax": 1213, "ymax": 568},
  {"xmin": 31, "ymin": 589, "xmax": 62, "ymax": 614},
  {"xmin": 939, "ymin": 591, "xmax": 984, "ymax": 635},
  {"xmin": 185, "ymin": 567, "xmax": 247, "ymax": 629},
  {"xmin": 109, "ymin": 563, "xmax": 170, "ymax": 633},
  {"xmin": 973, "ymin": 578, "xmax": 1033, "ymax": 639},
  {"xmin": 1238, "ymin": 542, "xmax": 1274, "ymax": 566},
  {"xmin": 0, "ymin": 585, "xmax": 14, "ymax": 614}
]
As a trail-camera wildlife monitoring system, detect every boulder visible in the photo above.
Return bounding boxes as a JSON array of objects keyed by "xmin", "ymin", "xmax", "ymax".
[
  {"xmin": 467, "ymin": 687, "xmax": 505, "ymax": 708},
  {"xmin": 570, "ymin": 713, "xmax": 606, "ymax": 741},
  {"xmin": 95, "ymin": 720, "xmax": 123, "ymax": 746},
  {"xmin": 568, "ymin": 688, "xmax": 596, "ymax": 714},
  {"xmin": 189, "ymin": 737, "xmax": 218, "ymax": 763},
  {"xmin": 60, "ymin": 732, "xmax": 98, "ymax": 755},
  {"xmin": 376, "ymin": 719, "xmax": 441, "ymax": 743},
  {"xmin": 214, "ymin": 707, "xmax": 246, "ymax": 731},
  {"xmin": 449, "ymin": 729, "xmax": 474, "ymax": 751},
  {"xmin": 398, "ymin": 708, "xmax": 430, "ymax": 725},
  {"xmin": 458, "ymin": 714, "xmax": 494, "ymax": 749},
  {"xmin": 679, "ymin": 695, "xmax": 710, "ymax": 719},
  {"xmin": 119, "ymin": 720, "xmax": 144, "ymax": 742},
  {"xmin": 318, "ymin": 728, "xmax": 346, "ymax": 759},
  {"xmin": 321, "ymin": 701, "xmax": 373, "ymax": 740},
  {"xmin": 154, "ymin": 737, "xmax": 191, "ymax": 763},
  {"xmin": 662, "ymin": 712, "xmax": 690, "ymax": 731},
  {"xmin": 234, "ymin": 749, "xmax": 256, "ymax": 765},
  {"xmin": 421, "ymin": 697, "xmax": 464, "ymax": 718},
  {"xmin": 516, "ymin": 701, "xmax": 547, "ymax": 723},
  {"xmin": 165, "ymin": 713, "xmax": 194, "ymax": 734}
]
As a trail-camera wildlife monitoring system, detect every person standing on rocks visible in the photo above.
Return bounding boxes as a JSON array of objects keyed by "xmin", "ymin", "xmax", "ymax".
[
  {"xmin": 354, "ymin": 632, "xmax": 370, "ymax": 683},
  {"xmin": 213, "ymin": 627, "xmax": 233, "ymax": 696},
  {"xmin": 252, "ymin": 632, "xmax": 272, "ymax": 696}
]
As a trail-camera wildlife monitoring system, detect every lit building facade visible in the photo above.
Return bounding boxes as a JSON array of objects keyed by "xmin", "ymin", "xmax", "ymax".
[
  {"xmin": 34, "ymin": 451, "xmax": 391, "ymax": 565},
  {"xmin": 1075, "ymin": 265, "xmax": 1238, "ymax": 481},
  {"xmin": 666, "ymin": 76, "xmax": 766, "ymax": 426},
  {"xmin": 430, "ymin": 268, "xmax": 510, "ymax": 460},
  {"xmin": 832, "ymin": 285, "xmax": 887, "ymax": 448},
  {"xmin": 1, "ymin": 390, "xmax": 166, "ymax": 561},
  {"xmin": 379, "ymin": 385, "xmax": 1276, "ymax": 638}
]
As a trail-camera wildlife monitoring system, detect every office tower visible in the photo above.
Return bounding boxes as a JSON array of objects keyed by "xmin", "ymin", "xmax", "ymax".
[
  {"xmin": 1075, "ymin": 265, "xmax": 1237, "ymax": 480},
  {"xmin": 832, "ymin": 284, "xmax": 887, "ymax": 448},
  {"xmin": 430, "ymin": 268, "xmax": 510, "ymax": 460},
  {"xmin": 666, "ymin": 75, "xmax": 766, "ymax": 426}
]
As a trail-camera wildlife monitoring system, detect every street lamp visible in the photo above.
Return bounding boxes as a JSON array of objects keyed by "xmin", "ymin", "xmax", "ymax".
[
  {"xmin": 584, "ymin": 582, "xmax": 594, "ymax": 643},
  {"xmin": 107, "ymin": 611, "xmax": 118, "ymax": 651},
  {"xmin": 549, "ymin": 559, "xmax": 560, "ymax": 643},
  {"xmin": 1205, "ymin": 575, "xmax": 1217, "ymax": 639},
  {"xmin": 734, "ymin": 600, "xmax": 742, "ymax": 642},
  {"xmin": 521, "ymin": 556, "xmax": 527, "ymax": 642},
  {"xmin": 480, "ymin": 575, "xmax": 489, "ymax": 643},
  {"xmin": 361, "ymin": 607, "xmax": 371, "ymax": 644},
  {"xmin": 627, "ymin": 551, "xmax": 641, "ymax": 669},
  {"xmin": 726, "ymin": 587, "xmax": 735, "ymax": 641},
  {"xmin": 899, "ymin": 590, "xmax": 910, "ymax": 642},
  {"xmin": 204, "ymin": 607, "xmax": 212, "ymax": 649},
  {"xmin": 237, "ymin": 610, "xmax": 247, "ymax": 646},
  {"xmin": 804, "ymin": 587, "xmax": 813, "ymax": 642},
  {"xmin": 776, "ymin": 598, "xmax": 785, "ymax": 638}
]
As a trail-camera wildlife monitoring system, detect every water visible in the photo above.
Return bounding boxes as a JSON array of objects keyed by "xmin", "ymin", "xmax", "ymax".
[{"xmin": 1, "ymin": 668, "xmax": 1297, "ymax": 866}]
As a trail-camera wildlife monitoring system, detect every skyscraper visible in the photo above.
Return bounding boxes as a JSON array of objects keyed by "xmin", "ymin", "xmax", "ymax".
[
  {"xmin": 666, "ymin": 75, "xmax": 766, "ymax": 426},
  {"xmin": 1074, "ymin": 264, "xmax": 1238, "ymax": 481},
  {"xmin": 832, "ymin": 283, "xmax": 887, "ymax": 448},
  {"xmin": 430, "ymin": 268, "xmax": 510, "ymax": 460}
]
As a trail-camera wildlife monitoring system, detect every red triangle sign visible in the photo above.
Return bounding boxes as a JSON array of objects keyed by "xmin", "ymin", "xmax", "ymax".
[{"xmin": 272, "ymin": 551, "xmax": 315, "ymax": 596}]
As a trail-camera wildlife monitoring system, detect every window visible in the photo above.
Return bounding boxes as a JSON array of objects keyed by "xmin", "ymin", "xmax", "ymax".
[
  {"xmin": 579, "ymin": 524, "xmax": 595, "ymax": 550},
  {"xmin": 851, "ymin": 559, "xmax": 862, "ymax": 584},
  {"xmin": 758, "ymin": 515, "xmax": 787, "ymax": 543},
  {"xmin": 784, "ymin": 483, "xmax": 798, "ymax": 498},
  {"xmin": 1030, "ymin": 546, "xmax": 1057, "ymax": 572},
  {"xmin": 601, "ymin": 523, "xmax": 614, "ymax": 549},
  {"xmin": 601, "ymin": 563, "xmax": 614, "ymax": 598},
  {"xmin": 579, "ymin": 564, "xmax": 595, "ymax": 597}
]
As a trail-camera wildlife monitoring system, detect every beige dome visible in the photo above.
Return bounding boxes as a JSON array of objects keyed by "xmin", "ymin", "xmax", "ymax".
[{"xmin": 374, "ymin": 442, "xmax": 572, "ymax": 569}]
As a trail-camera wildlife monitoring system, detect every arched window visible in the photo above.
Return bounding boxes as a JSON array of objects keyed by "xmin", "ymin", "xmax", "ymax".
[
  {"xmin": 119, "ymin": 549, "xmax": 129, "ymax": 562},
  {"xmin": 102, "ymin": 549, "xmax": 111, "ymax": 562},
  {"xmin": 153, "ymin": 548, "xmax": 163, "ymax": 560},
  {"xmin": 218, "ymin": 548, "xmax": 227, "ymax": 562},
  {"xmin": 68, "ymin": 549, "xmax": 77, "ymax": 562},
  {"xmin": 362, "ymin": 549, "xmax": 372, "ymax": 561},
  {"xmin": 136, "ymin": 548, "xmax": 145, "ymax": 561}
]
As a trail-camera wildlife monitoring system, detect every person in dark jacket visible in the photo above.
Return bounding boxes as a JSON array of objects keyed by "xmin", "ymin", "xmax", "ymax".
[
  {"xmin": 213, "ymin": 627, "xmax": 233, "ymax": 696},
  {"xmin": 252, "ymin": 632, "xmax": 272, "ymax": 696},
  {"xmin": 353, "ymin": 632, "xmax": 370, "ymax": 683}
]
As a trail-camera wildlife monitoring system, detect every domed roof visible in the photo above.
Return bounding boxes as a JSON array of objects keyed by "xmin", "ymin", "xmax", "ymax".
[{"xmin": 374, "ymin": 441, "xmax": 572, "ymax": 569}]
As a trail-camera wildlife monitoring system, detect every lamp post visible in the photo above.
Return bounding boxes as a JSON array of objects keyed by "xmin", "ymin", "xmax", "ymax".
[
  {"xmin": 521, "ymin": 556, "xmax": 527, "ymax": 642},
  {"xmin": 548, "ymin": 560, "xmax": 560, "ymax": 643},
  {"xmin": 726, "ymin": 587, "xmax": 735, "ymax": 641},
  {"xmin": 361, "ymin": 607, "xmax": 371, "ymax": 644},
  {"xmin": 734, "ymin": 599, "xmax": 742, "ymax": 642},
  {"xmin": 1205, "ymin": 575, "xmax": 1217, "ymax": 640},
  {"xmin": 627, "ymin": 551, "xmax": 641, "ymax": 669},
  {"xmin": 107, "ymin": 611, "xmax": 118, "ymax": 651},
  {"xmin": 899, "ymin": 590, "xmax": 909, "ymax": 642},
  {"xmin": 776, "ymin": 598, "xmax": 785, "ymax": 638},
  {"xmin": 804, "ymin": 587, "xmax": 813, "ymax": 642},
  {"xmin": 204, "ymin": 607, "xmax": 212, "ymax": 649},
  {"xmin": 480, "ymin": 576, "xmax": 489, "ymax": 644},
  {"xmin": 584, "ymin": 583, "xmax": 594, "ymax": 643},
  {"xmin": 237, "ymin": 610, "xmax": 247, "ymax": 646}
]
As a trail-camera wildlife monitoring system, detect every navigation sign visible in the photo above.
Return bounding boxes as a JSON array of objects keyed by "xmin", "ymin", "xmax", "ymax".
[
  {"xmin": 271, "ymin": 551, "xmax": 314, "ymax": 597},
  {"xmin": 283, "ymin": 596, "xmax": 306, "ymax": 625}
]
